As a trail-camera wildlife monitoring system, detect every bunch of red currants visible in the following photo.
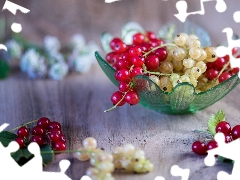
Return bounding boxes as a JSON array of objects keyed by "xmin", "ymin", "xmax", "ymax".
[{"xmin": 15, "ymin": 117, "xmax": 66, "ymax": 151}]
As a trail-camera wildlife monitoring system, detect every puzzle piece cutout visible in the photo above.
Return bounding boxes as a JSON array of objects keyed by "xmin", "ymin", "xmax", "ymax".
[
  {"xmin": 2, "ymin": 0, "xmax": 30, "ymax": 33},
  {"xmin": 0, "ymin": 124, "xmax": 72, "ymax": 180},
  {"xmin": 154, "ymin": 165, "xmax": 190, "ymax": 180},
  {"xmin": 174, "ymin": 0, "xmax": 227, "ymax": 22},
  {"xmin": 205, "ymin": 132, "xmax": 240, "ymax": 180},
  {"xmin": 216, "ymin": 28, "xmax": 240, "ymax": 76},
  {"xmin": 105, "ymin": 0, "xmax": 120, "ymax": 3},
  {"xmin": 233, "ymin": 11, "xmax": 240, "ymax": 23}
]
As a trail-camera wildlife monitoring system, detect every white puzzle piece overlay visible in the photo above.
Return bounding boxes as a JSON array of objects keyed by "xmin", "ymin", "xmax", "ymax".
[{"xmin": 0, "ymin": 123, "xmax": 73, "ymax": 180}]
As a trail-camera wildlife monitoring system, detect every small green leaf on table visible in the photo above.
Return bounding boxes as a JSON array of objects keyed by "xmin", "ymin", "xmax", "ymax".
[
  {"xmin": 0, "ymin": 59, "xmax": 10, "ymax": 79},
  {"xmin": 207, "ymin": 110, "xmax": 225, "ymax": 136}
]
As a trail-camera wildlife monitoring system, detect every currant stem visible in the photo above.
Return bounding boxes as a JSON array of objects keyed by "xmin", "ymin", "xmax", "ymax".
[
  {"xmin": 104, "ymin": 92, "xmax": 127, "ymax": 112},
  {"xmin": 41, "ymin": 149, "xmax": 91, "ymax": 154},
  {"xmin": 142, "ymin": 64, "xmax": 172, "ymax": 76},
  {"xmin": 143, "ymin": 43, "xmax": 178, "ymax": 57},
  {"xmin": 213, "ymin": 61, "xmax": 230, "ymax": 84},
  {"xmin": 9, "ymin": 119, "xmax": 38, "ymax": 132}
]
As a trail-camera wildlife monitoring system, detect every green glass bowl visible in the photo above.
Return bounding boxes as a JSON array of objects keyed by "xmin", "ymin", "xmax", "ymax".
[{"xmin": 95, "ymin": 51, "xmax": 240, "ymax": 114}]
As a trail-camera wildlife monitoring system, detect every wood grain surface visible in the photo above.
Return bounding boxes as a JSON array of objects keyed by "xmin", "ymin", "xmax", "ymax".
[{"xmin": 1, "ymin": 0, "xmax": 240, "ymax": 179}]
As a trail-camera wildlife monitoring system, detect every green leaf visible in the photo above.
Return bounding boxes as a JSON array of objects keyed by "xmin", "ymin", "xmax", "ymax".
[
  {"xmin": 218, "ymin": 155, "xmax": 233, "ymax": 163},
  {"xmin": 0, "ymin": 59, "xmax": 10, "ymax": 79},
  {"xmin": 41, "ymin": 145, "xmax": 54, "ymax": 167},
  {"xmin": 215, "ymin": 110, "xmax": 225, "ymax": 121},
  {"xmin": 207, "ymin": 110, "xmax": 225, "ymax": 136},
  {"xmin": 0, "ymin": 131, "xmax": 17, "ymax": 147}
]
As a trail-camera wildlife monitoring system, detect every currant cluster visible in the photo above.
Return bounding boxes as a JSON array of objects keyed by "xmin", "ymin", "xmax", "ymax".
[
  {"xmin": 105, "ymin": 31, "xmax": 166, "ymax": 110},
  {"xmin": 75, "ymin": 137, "xmax": 115, "ymax": 180},
  {"xmin": 15, "ymin": 117, "xmax": 66, "ymax": 151},
  {"xmin": 105, "ymin": 31, "xmax": 239, "ymax": 110},
  {"xmin": 112, "ymin": 144, "xmax": 154, "ymax": 173},
  {"xmin": 192, "ymin": 121, "xmax": 240, "ymax": 155}
]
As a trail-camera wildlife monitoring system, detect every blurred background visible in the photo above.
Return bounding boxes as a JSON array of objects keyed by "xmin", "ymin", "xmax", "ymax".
[{"xmin": 1, "ymin": 0, "xmax": 239, "ymax": 46}]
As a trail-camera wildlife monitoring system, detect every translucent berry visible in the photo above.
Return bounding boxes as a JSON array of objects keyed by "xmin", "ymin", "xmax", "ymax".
[
  {"xmin": 231, "ymin": 125, "xmax": 240, "ymax": 140},
  {"xmin": 53, "ymin": 141, "xmax": 66, "ymax": 151},
  {"xmin": 115, "ymin": 69, "xmax": 130, "ymax": 82},
  {"xmin": 131, "ymin": 55, "xmax": 145, "ymax": 67},
  {"xmin": 131, "ymin": 67, "xmax": 144, "ymax": 78},
  {"xmin": 32, "ymin": 126, "xmax": 45, "ymax": 136},
  {"xmin": 146, "ymin": 31, "xmax": 157, "ymax": 40},
  {"xmin": 218, "ymin": 72, "xmax": 231, "ymax": 83},
  {"xmin": 49, "ymin": 129, "xmax": 62, "ymax": 142},
  {"xmin": 119, "ymin": 82, "xmax": 130, "ymax": 92},
  {"xmin": 15, "ymin": 137, "xmax": 25, "ymax": 148},
  {"xmin": 205, "ymin": 69, "xmax": 219, "ymax": 80},
  {"xmin": 213, "ymin": 57, "xmax": 226, "ymax": 71},
  {"xmin": 145, "ymin": 54, "xmax": 160, "ymax": 70},
  {"xmin": 133, "ymin": 33, "xmax": 145, "ymax": 45},
  {"xmin": 31, "ymin": 135, "xmax": 44, "ymax": 146},
  {"xmin": 207, "ymin": 140, "xmax": 218, "ymax": 150},
  {"xmin": 154, "ymin": 48, "xmax": 168, "ymax": 62},
  {"xmin": 49, "ymin": 121, "xmax": 62, "ymax": 130}
]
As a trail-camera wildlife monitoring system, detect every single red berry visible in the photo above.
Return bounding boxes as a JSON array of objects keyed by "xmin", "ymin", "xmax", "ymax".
[
  {"xmin": 110, "ymin": 38, "xmax": 122, "ymax": 50},
  {"xmin": 145, "ymin": 54, "xmax": 160, "ymax": 70},
  {"xmin": 232, "ymin": 47, "xmax": 238, "ymax": 55},
  {"xmin": 154, "ymin": 48, "xmax": 168, "ymax": 62},
  {"xmin": 216, "ymin": 121, "xmax": 231, "ymax": 135},
  {"xmin": 213, "ymin": 57, "xmax": 226, "ymax": 71},
  {"xmin": 106, "ymin": 52, "xmax": 117, "ymax": 64},
  {"xmin": 218, "ymin": 72, "xmax": 231, "ymax": 83},
  {"xmin": 205, "ymin": 69, "xmax": 219, "ymax": 80},
  {"xmin": 141, "ymin": 42, "xmax": 152, "ymax": 52},
  {"xmin": 115, "ymin": 69, "xmax": 130, "ymax": 82},
  {"xmin": 119, "ymin": 82, "xmax": 130, "ymax": 92},
  {"xmin": 122, "ymin": 52, "xmax": 131, "ymax": 63},
  {"xmin": 117, "ymin": 59, "xmax": 131, "ymax": 70},
  {"xmin": 131, "ymin": 67, "xmax": 144, "ymax": 78},
  {"xmin": 125, "ymin": 90, "xmax": 140, "ymax": 105},
  {"xmin": 231, "ymin": 125, "xmax": 240, "ymax": 140},
  {"xmin": 192, "ymin": 141, "xmax": 207, "ymax": 155},
  {"xmin": 37, "ymin": 117, "xmax": 51, "ymax": 130},
  {"xmin": 206, "ymin": 62, "xmax": 214, "ymax": 69},
  {"xmin": 53, "ymin": 141, "xmax": 66, "ymax": 151},
  {"xmin": 49, "ymin": 129, "xmax": 62, "ymax": 142},
  {"xmin": 150, "ymin": 39, "xmax": 161, "ymax": 47},
  {"xmin": 207, "ymin": 140, "xmax": 218, "ymax": 150},
  {"xmin": 32, "ymin": 126, "xmax": 45, "ymax": 136},
  {"xmin": 59, "ymin": 135, "xmax": 66, "ymax": 143},
  {"xmin": 31, "ymin": 135, "xmax": 44, "ymax": 146},
  {"xmin": 224, "ymin": 55, "xmax": 230, "ymax": 61},
  {"xmin": 133, "ymin": 33, "xmax": 145, "ymax": 45},
  {"xmin": 15, "ymin": 137, "xmax": 25, "ymax": 148},
  {"xmin": 49, "ymin": 122, "xmax": 62, "ymax": 130},
  {"xmin": 129, "ymin": 46, "xmax": 143, "ymax": 56},
  {"xmin": 111, "ymin": 91, "xmax": 126, "ymax": 106},
  {"xmin": 113, "ymin": 41, "xmax": 127, "ymax": 53},
  {"xmin": 146, "ymin": 31, "xmax": 157, "ymax": 40},
  {"xmin": 230, "ymin": 67, "xmax": 239, "ymax": 75},
  {"xmin": 17, "ymin": 126, "xmax": 29, "ymax": 138},
  {"xmin": 131, "ymin": 55, "xmax": 145, "ymax": 67}
]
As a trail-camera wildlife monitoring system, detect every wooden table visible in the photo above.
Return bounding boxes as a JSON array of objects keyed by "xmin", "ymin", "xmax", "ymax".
[{"xmin": 0, "ymin": 63, "xmax": 239, "ymax": 180}]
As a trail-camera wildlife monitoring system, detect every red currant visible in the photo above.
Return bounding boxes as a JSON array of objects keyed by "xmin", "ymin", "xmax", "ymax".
[
  {"xmin": 15, "ymin": 137, "xmax": 25, "ymax": 148},
  {"xmin": 59, "ymin": 135, "xmax": 66, "ymax": 143},
  {"xmin": 232, "ymin": 47, "xmax": 238, "ymax": 55},
  {"xmin": 207, "ymin": 140, "xmax": 218, "ymax": 150},
  {"xmin": 213, "ymin": 57, "xmax": 226, "ymax": 71},
  {"xmin": 146, "ymin": 31, "xmax": 157, "ymax": 40},
  {"xmin": 32, "ymin": 126, "xmax": 45, "ymax": 136},
  {"xmin": 150, "ymin": 39, "xmax": 161, "ymax": 47},
  {"xmin": 117, "ymin": 59, "xmax": 131, "ymax": 70},
  {"xmin": 133, "ymin": 33, "xmax": 145, "ymax": 45},
  {"xmin": 49, "ymin": 122, "xmax": 62, "ymax": 130},
  {"xmin": 49, "ymin": 129, "xmax": 62, "ymax": 142},
  {"xmin": 53, "ymin": 141, "xmax": 66, "ymax": 151},
  {"xmin": 37, "ymin": 117, "xmax": 51, "ymax": 130},
  {"xmin": 125, "ymin": 90, "xmax": 140, "ymax": 105},
  {"xmin": 31, "ymin": 135, "xmax": 44, "ymax": 146},
  {"xmin": 17, "ymin": 126, "xmax": 29, "ymax": 138},
  {"xmin": 111, "ymin": 91, "xmax": 126, "ymax": 106},
  {"xmin": 110, "ymin": 38, "xmax": 122, "ymax": 50},
  {"xmin": 106, "ymin": 52, "xmax": 117, "ymax": 64},
  {"xmin": 131, "ymin": 55, "xmax": 145, "ymax": 67},
  {"xmin": 231, "ymin": 125, "xmax": 240, "ymax": 140},
  {"xmin": 131, "ymin": 67, "xmax": 144, "ymax": 78},
  {"xmin": 115, "ymin": 69, "xmax": 130, "ymax": 82},
  {"xmin": 205, "ymin": 69, "xmax": 219, "ymax": 80},
  {"xmin": 206, "ymin": 62, "xmax": 214, "ymax": 69},
  {"xmin": 145, "ymin": 54, "xmax": 160, "ymax": 70},
  {"xmin": 192, "ymin": 141, "xmax": 207, "ymax": 155},
  {"xmin": 225, "ymin": 135, "xmax": 233, "ymax": 143},
  {"xmin": 141, "ymin": 42, "xmax": 152, "ymax": 52},
  {"xmin": 218, "ymin": 72, "xmax": 231, "ymax": 83},
  {"xmin": 154, "ymin": 48, "xmax": 168, "ymax": 62},
  {"xmin": 215, "ymin": 121, "xmax": 231, "ymax": 135},
  {"xmin": 119, "ymin": 82, "xmax": 130, "ymax": 92},
  {"xmin": 129, "ymin": 46, "xmax": 143, "ymax": 56},
  {"xmin": 230, "ymin": 67, "xmax": 239, "ymax": 75},
  {"xmin": 224, "ymin": 55, "xmax": 230, "ymax": 61},
  {"xmin": 114, "ymin": 41, "xmax": 127, "ymax": 53}
]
